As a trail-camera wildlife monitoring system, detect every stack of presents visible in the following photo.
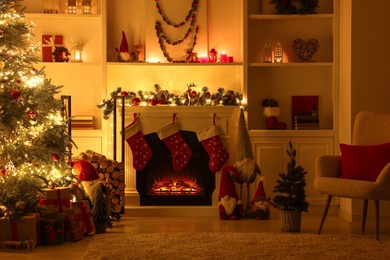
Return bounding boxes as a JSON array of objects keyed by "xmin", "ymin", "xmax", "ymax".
[
  {"xmin": 0, "ymin": 151, "xmax": 123, "ymax": 250},
  {"xmin": 0, "ymin": 187, "xmax": 94, "ymax": 248}
]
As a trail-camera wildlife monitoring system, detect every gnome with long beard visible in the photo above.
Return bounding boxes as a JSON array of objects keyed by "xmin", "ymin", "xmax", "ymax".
[
  {"xmin": 218, "ymin": 165, "xmax": 244, "ymax": 220},
  {"xmin": 73, "ymin": 160, "xmax": 106, "ymax": 202}
]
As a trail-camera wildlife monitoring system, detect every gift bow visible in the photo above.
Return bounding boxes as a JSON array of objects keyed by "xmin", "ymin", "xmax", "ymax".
[
  {"xmin": 44, "ymin": 220, "xmax": 63, "ymax": 244},
  {"xmin": 38, "ymin": 189, "xmax": 71, "ymax": 212},
  {"xmin": 42, "ymin": 36, "xmax": 62, "ymax": 48}
]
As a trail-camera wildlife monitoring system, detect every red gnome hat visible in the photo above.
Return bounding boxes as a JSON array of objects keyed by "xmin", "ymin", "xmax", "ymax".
[
  {"xmin": 73, "ymin": 160, "xmax": 99, "ymax": 181},
  {"xmin": 115, "ymin": 31, "xmax": 129, "ymax": 53},
  {"xmin": 251, "ymin": 179, "xmax": 266, "ymax": 203},
  {"xmin": 219, "ymin": 165, "xmax": 241, "ymax": 200}
]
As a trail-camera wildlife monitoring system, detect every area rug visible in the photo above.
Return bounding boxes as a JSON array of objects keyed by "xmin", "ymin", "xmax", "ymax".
[{"xmin": 83, "ymin": 232, "xmax": 390, "ymax": 260}]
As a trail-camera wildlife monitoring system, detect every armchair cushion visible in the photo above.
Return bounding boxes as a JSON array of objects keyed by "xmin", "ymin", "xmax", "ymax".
[{"xmin": 340, "ymin": 142, "xmax": 390, "ymax": 181}]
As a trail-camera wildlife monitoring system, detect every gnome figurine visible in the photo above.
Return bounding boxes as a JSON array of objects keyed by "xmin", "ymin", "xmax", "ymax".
[
  {"xmin": 245, "ymin": 178, "xmax": 271, "ymax": 220},
  {"xmin": 73, "ymin": 160, "xmax": 106, "ymax": 202},
  {"xmin": 218, "ymin": 165, "xmax": 244, "ymax": 220},
  {"xmin": 115, "ymin": 31, "xmax": 131, "ymax": 62}
]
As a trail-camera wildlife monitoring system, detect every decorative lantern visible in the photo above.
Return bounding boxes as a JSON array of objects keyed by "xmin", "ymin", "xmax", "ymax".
[
  {"xmin": 263, "ymin": 40, "xmax": 272, "ymax": 63},
  {"xmin": 208, "ymin": 48, "xmax": 217, "ymax": 63},
  {"xmin": 274, "ymin": 40, "xmax": 283, "ymax": 63},
  {"xmin": 67, "ymin": 0, "xmax": 77, "ymax": 14},
  {"xmin": 71, "ymin": 42, "xmax": 83, "ymax": 62},
  {"xmin": 82, "ymin": 0, "xmax": 92, "ymax": 14}
]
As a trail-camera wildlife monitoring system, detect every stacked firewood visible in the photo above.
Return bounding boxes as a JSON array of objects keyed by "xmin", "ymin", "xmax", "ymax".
[{"xmin": 75, "ymin": 150, "xmax": 125, "ymax": 217}]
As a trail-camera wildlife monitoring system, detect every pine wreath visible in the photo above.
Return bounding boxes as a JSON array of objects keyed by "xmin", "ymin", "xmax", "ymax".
[{"xmin": 269, "ymin": 0, "xmax": 319, "ymax": 14}]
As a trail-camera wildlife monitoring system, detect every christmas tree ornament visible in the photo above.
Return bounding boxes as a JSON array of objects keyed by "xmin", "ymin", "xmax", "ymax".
[
  {"xmin": 157, "ymin": 116, "xmax": 192, "ymax": 171},
  {"xmin": 52, "ymin": 153, "xmax": 60, "ymax": 161},
  {"xmin": 15, "ymin": 201, "xmax": 26, "ymax": 211},
  {"xmin": 124, "ymin": 115, "xmax": 152, "ymax": 171},
  {"xmin": 9, "ymin": 89, "xmax": 21, "ymax": 100},
  {"xmin": 0, "ymin": 167, "xmax": 6, "ymax": 176},
  {"xmin": 27, "ymin": 110, "xmax": 37, "ymax": 119},
  {"xmin": 196, "ymin": 115, "xmax": 229, "ymax": 172}
]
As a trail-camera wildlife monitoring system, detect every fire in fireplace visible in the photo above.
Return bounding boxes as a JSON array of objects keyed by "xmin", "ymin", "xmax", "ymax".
[{"xmin": 136, "ymin": 131, "xmax": 215, "ymax": 206}]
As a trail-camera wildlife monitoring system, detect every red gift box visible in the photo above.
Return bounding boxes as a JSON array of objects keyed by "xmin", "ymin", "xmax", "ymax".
[
  {"xmin": 65, "ymin": 213, "xmax": 84, "ymax": 242},
  {"xmin": 42, "ymin": 35, "xmax": 63, "ymax": 62},
  {"xmin": 0, "ymin": 213, "xmax": 40, "ymax": 247},
  {"xmin": 76, "ymin": 200, "xmax": 95, "ymax": 234}
]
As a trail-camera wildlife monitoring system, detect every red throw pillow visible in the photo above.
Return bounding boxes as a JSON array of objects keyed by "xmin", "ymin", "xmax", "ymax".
[{"xmin": 340, "ymin": 142, "xmax": 390, "ymax": 181}]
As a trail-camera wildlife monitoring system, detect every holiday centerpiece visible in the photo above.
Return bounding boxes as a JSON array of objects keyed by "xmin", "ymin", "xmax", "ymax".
[
  {"xmin": 273, "ymin": 142, "xmax": 309, "ymax": 232},
  {"xmin": 262, "ymin": 98, "xmax": 286, "ymax": 129}
]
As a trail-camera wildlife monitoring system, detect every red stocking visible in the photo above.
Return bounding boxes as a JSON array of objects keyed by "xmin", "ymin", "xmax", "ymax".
[
  {"xmin": 158, "ymin": 122, "xmax": 192, "ymax": 171},
  {"xmin": 124, "ymin": 118, "xmax": 152, "ymax": 171},
  {"xmin": 197, "ymin": 125, "xmax": 229, "ymax": 172}
]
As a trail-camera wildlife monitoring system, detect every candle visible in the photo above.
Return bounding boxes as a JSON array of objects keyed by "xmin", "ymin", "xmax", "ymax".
[
  {"xmin": 200, "ymin": 56, "xmax": 208, "ymax": 63},
  {"xmin": 220, "ymin": 52, "xmax": 227, "ymax": 63},
  {"xmin": 227, "ymin": 56, "xmax": 234, "ymax": 63}
]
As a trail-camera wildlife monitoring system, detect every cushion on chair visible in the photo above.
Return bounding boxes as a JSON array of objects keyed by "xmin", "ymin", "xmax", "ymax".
[{"xmin": 340, "ymin": 142, "xmax": 390, "ymax": 181}]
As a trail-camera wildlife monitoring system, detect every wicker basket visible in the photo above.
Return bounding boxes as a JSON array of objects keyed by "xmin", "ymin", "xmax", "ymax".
[{"xmin": 279, "ymin": 210, "xmax": 302, "ymax": 232}]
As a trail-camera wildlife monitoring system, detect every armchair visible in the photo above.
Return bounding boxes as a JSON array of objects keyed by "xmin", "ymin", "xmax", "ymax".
[{"xmin": 314, "ymin": 111, "xmax": 390, "ymax": 240}]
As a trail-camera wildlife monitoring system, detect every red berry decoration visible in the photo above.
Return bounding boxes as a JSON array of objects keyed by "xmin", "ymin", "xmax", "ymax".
[
  {"xmin": 191, "ymin": 90, "xmax": 197, "ymax": 97},
  {"xmin": 9, "ymin": 89, "xmax": 21, "ymax": 100},
  {"xmin": 51, "ymin": 153, "xmax": 60, "ymax": 161},
  {"xmin": 121, "ymin": 91, "xmax": 129, "ymax": 96},
  {"xmin": 150, "ymin": 97, "xmax": 157, "ymax": 106},
  {"xmin": 0, "ymin": 167, "xmax": 6, "ymax": 176},
  {"xmin": 132, "ymin": 97, "xmax": 141, "ymax": 106}
]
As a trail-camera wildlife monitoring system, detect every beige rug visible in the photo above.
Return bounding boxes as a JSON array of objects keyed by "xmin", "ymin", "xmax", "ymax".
[{"xmin": 83, "ymin": 232, "xmax": 390, "ymax": 260}]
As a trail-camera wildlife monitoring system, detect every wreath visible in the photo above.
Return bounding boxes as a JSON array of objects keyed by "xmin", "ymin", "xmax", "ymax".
[{"xmin": 269, "ymin": 0, "xmax": 319, "ymax": 14}]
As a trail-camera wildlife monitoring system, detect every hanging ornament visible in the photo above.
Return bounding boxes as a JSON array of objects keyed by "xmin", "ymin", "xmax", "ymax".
[
  {"xmin": 0, "ymin": 167, "xmax": 6, "ymax": 176},
  {"xmin": 15, "ymin": 201, "xmax": 26, "ymax": 211},
  {"xmin": 9, "ymin": 89, "xmax": 21, "ymax": 100},
  {"xmin": 51, "ymin": 153, "xmax": 60, "ymax": 161},
  {"xmin": 0, "ymin": 106, "xmax": 4, "ymax": 116},
  {"xmin": 27, "ymin": 110, "xmax": 37, "ymax": 119}
]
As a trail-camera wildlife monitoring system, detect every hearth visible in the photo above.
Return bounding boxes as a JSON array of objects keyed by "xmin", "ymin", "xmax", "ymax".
[{"xmin": 136, "ymin": 130, "xmax": 215, "ymax": 206}]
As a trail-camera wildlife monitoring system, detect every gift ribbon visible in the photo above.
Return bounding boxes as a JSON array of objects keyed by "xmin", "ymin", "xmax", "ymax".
[
  {"xmin": 44, "ymin": 220, "xmax": 63, "ymax": 245},
  {"xmin": 80, "ymin": 202, "xmax": 94, "ymax": 232},
  {"xmin": 38, "ymin": 189, "xmax": 71, "ymax": 212},
  {"xmin": 42, "ymin": 36, "xmax": 55, "ymax": 48}
]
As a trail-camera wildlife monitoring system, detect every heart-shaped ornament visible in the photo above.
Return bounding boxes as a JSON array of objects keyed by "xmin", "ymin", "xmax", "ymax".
[{"xmin": 292, "ymin": 38, "xmax": 319, "ymax": 62}]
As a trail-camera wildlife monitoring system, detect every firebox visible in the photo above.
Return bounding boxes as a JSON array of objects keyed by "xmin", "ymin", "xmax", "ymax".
[{"xmin": 136, "ymin": 131, "xmax": 215, "ymax": 206}]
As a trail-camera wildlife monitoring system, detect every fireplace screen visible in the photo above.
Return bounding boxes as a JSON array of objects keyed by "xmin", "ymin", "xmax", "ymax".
[{"xmin": 136, "ymin": 131, "xmax": 215, "ymax": 206}]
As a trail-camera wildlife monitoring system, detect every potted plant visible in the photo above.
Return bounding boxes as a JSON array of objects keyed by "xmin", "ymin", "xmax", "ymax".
[
  {"xmin": 273, "ymin": 142, "xmax": 309, "ymax": 232},
  {"xmin": 261, "ymin": 98, "xmax": 286, "ymax": 129}
]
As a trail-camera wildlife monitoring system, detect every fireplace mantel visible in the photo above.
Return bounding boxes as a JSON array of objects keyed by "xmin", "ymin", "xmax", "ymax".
[{"xmin": 117, "ymin": 106, "xmax": 241, "ymax": 216}]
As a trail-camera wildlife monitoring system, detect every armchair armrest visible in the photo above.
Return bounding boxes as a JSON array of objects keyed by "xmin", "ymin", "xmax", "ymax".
[
  {"xmin": 375, "ymin": 162, "xmax": 390, "ymax": 187},
  {"xmin": 315, "ymin": 155, "xmax": 341, "ymax": 178}
]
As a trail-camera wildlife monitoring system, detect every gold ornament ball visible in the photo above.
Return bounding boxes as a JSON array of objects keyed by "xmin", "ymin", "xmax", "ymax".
[{"xmin": 15, "ymin": 201, "xmax": 26, "ymax": 211}]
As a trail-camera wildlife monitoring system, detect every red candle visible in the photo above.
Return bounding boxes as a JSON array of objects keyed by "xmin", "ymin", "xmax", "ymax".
[
  {"xmin": 220, "ymin": 52, "xmax": 227, "ymax": 63},
  {"xmin": 227, "ymin": 56, "xmax": 234, "ymax": 63},
  {"xmin": 200, "ymin": 56, "xmax": 208, "ymax": 63}
]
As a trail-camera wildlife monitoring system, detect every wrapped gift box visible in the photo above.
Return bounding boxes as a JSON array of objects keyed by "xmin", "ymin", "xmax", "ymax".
[
  {"xmin": 40, "ymin": 219, "xmax": 64, "ymax": 246},
  {"xmin": 76, "ymin": 200, "xmax": 95, "ymax": 234},
  {"xmin": 42, "ymin": 35, "xmax": 63, "ymax": 62},
  {"xmin": 65, "ymin": 213, "xmax": 84, "ymax": 242},
  {"xmin": 0, "ymin": 213, "xmax": 40, "ymax": 247},
  {"xmin": 38, "ymin": 187, "xmax": 71, "ymax": 215}
]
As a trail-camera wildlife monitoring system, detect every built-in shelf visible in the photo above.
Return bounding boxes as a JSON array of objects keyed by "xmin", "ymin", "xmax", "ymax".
[
  {"xmin": 249, "ymin": 62, "xmax": 333, "ymax": 67},
  {"xmin": 107, "ymin": 62, "xmax": 243, "ymax": 67},
  {"xmin": 24, "ymin": 14, "xmax": 101, "ymax": 20},
  {"xmin": 249, "ymin": 14, "xmax": 333, "ymax": 20}
]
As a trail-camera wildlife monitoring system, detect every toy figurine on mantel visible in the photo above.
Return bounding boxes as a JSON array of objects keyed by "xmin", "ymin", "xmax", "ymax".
[{"xmin": 115, "ymin": 31, "xmax": 131, "ymax": 62}]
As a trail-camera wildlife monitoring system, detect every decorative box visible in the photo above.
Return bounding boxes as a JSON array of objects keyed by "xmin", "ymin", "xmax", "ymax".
[
  {"xmin": 0, "ymin": 213, "xmax": 40, "ymax": 247},
  {"xmin": 65, "ymin": 213, "xmax": 84, "ymax": 242},
  {"xmin": 38, "ymin": 187, "xmax": 71, "ymax": 215},
  {"xmin": 77, "ymin": 200, "xmax": 95, "ymax": 234},
  {"xmin": 42, "ymin": 35, "xmax": 63, "ymax": 62},
  {"xmin": 40, "ymin": 219, "xmax": 64, "ymax": 246}
]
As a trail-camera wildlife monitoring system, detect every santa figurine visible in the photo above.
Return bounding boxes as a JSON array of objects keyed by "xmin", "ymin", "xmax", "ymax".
[
  {"xmin": 246, "ymin": 178, "xmax": 271, "ymax": 220},
  {"xmin": 73, "ymin": 160, "xmax": 106, "ymax": 202},
  {"xmin": 218, "ymin": 165, "xmax": 244, "ymax": 220}
]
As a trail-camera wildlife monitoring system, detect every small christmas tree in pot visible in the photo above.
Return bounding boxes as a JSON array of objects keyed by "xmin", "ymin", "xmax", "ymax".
[{"xmin": 273, "ymin": 142, "xmax": 309, "ymax": 232}]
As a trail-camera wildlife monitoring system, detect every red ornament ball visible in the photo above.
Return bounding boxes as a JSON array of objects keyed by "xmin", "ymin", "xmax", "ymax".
[
  {"xmin": 51, "ymin": 153, "xmax": 60, "ymax": 161},
  {"xmin": 121, "ymin": 91, "xmax": 129, "ymax": 96},
  {"xmin": 132, "ymin": 97, "xmax": 141, "ymax": 106},
  {"xmin": 191, "ymin": 90, "xmax": 197, "ymax": 97},
  {"xmin": 9, "ymin": 89, "xmax": 21, "ymax": 100},
  {"xmin": 150, "ymin": 97, "xmax": 157, "ymax": 106},
  {"xmin": 27, "ymin": 110, "xmax": 37, "ymax": 119}
]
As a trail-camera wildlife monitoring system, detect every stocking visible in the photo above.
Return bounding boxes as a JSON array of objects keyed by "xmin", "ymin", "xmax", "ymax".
[
  {"xmin": 197, "ymin": 125, "xmax": 229, "ymax": 172},
  {"xmin": 124, "ymin": 118, "xmax": 152, "ymax": 171},
  {"xmin": 158, "ymin": 122, "xmax": 192, "ymax": 171}
]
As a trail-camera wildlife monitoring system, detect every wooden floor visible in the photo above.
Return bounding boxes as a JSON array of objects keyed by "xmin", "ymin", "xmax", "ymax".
[{"xmin": 1, "ymin": 210, "xmax": 389, "ymax": 260}]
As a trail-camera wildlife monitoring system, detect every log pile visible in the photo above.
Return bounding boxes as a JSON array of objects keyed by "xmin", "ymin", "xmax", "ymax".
[{"xmin": 75, "ymin": 150, "xmax": 125, "ymax": 217}]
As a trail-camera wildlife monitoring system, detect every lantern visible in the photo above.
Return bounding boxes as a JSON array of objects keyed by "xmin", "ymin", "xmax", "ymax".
[
  {"xmin": 263, "ymin": 40, "xmax": 272, "ymax": 63},
  {"xmin": 274, "ymin": 40, "xmax": 283, "ymax": 63},
  {"xmin": 68, "ymin": 0, "xmax": 77, "ymax": 14},
  {"xmin": 208, "ymin": 48, "xmax": 217, "ymax": 63},
  {"xmin": 82, "ymin": 0, "xmax": 92, "ymax": 14},
  {"xmin": 71, "ymin": 42, "xmax": 83, "ymax": 62}
]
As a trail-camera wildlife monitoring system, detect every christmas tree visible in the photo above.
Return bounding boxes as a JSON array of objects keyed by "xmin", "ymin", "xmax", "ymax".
[
  {"xmin": 0, "ymin": 0, "xmax": 73, "ymax": 220},
  {"xmin": 272, "ymin": 142, "xmax": 309, "ymax": 212}
]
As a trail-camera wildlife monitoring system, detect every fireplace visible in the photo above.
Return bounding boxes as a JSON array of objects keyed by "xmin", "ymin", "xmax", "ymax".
[{"xmin": 136, "ymin": 131, "xmax": 215, "ymax": 206}]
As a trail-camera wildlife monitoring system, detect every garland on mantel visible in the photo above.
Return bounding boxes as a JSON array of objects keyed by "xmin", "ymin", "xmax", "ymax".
[
  {"xmin": 97, "ymin": 84, "xmax": 245, "ymax": 119},
  {"xmin": 155, "ymin": 0, "xmax": 199, "ymax": 28}
]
